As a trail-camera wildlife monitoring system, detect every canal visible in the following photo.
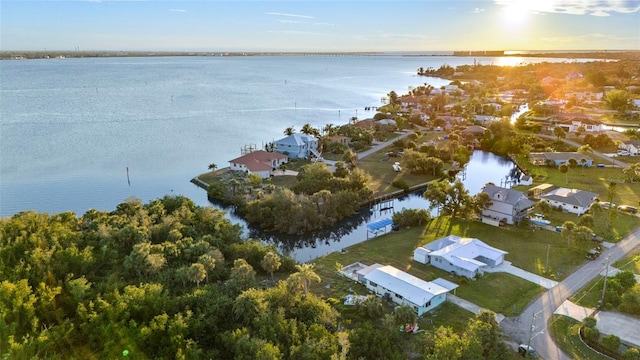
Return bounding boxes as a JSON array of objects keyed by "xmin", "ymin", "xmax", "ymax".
[{"xmin": 213, "ymin": 150, "xmax": 519, "ymax": 262}]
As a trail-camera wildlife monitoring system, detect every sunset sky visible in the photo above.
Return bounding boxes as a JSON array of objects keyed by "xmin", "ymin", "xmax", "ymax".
[{"xmin": 1, "ymin": 0, "xmax": 639, "ymax": 52}]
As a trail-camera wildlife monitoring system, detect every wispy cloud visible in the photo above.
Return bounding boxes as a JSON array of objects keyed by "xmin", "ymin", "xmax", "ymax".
[
  {"xmin": 473, "ymin": 8, "xmax": 485, "ymax": 13},
  {"xmin": 266, "ymin": 12, "xmax": 314, "ymax": 19},
  {"xmin": 494, "ymin": 0, "xmax": 640, "ymax": 16},
  {"xmin": 267, "ymin": 30, "xmax": 325, "ymax": 36},
  {"xmin": 170, "ymin": 9, "xmax": 187, "ymax": 13}
]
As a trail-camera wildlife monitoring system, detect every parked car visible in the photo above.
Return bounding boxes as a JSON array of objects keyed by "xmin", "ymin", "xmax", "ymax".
[
  {"xmin": 586, "ymin": 248, "xmax": 601, "ymax": 260},
  {"xmin": 617, "ymin": 150, "xmax": 630, "ymax": 156},
  {"xmin": 518, "ymin": 344, "xmax": 539, "ymax": 358},
  {"xmin": 598, "ymin": 201, "xmax": 616, "ymax": 209},
  {"xmin": 618, "ymin": 205, "xmax": 638, "ymax": 214}
]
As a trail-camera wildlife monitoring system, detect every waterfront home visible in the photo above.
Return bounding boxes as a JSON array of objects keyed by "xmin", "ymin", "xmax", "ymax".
[
  {"xmin": 274, "ymin": 133, "xmax": 319, "ymax": 159},
  {"xmin": 228, "ymin": 150, "xmax": 288, "ymax": 179},
  {"xmin": 619, "ymin": 140, "xmax": 640, "ymax": 155},
  {"xmin": 480, "ymin": 183, "xmax": 535, "ymax": 225},
  {"xmin": 414, "ymin": 235, "xmax": 507, "ymax": 279},
  {"xmin": 539, "ymin": 187, "xmax": 598, "ymax": 215},
  {"xmin": 528, "ymin": 152, "xmax": 593, "ymax": 167},
  {"xmin": 353, "ymin": 263, "xmax": 454, "ymax": 316}
]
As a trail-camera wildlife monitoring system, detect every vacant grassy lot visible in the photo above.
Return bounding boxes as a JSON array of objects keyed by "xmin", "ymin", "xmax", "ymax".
[
  {"xmin": 549, "ymin": 315, "xmax": 612, "ymax": 360},
  {"xmin": 357, "ymin": 132, "xmax": 443, "ymax": 195}
]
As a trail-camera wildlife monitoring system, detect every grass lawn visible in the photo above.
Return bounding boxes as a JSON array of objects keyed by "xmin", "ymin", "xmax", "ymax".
[
  {"xmin": 357, "ymin": 133, "xmax": 443, "ymax": 195},
  {"xmin": 514, "ymin": 156, "xmax": 640, "ymax": 209},
  {"xmin": 570, "ymin": 277, "xmax": 605, "ymax": 309},
  {"xmin": 613, "ymin": 248, "xmax": 640, "ymax": 274},
  {"xmin": 549, "ymin": 315, "xmax": 612, "ymax": 360},
  {"xmin": 513, "ymin": 202, "xmax": 640, "ymax": 244}
]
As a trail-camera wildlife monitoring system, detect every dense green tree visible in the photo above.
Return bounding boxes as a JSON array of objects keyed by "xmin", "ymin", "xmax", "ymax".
[{"xmin": 262, "ymin": 251, "xmax": 282, "ymax": 281}]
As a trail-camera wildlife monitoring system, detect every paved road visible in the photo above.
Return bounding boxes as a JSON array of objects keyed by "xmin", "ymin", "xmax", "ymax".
[{"xmin": 500, "ymin": 227, "xmax": 640, "ymax": 359}]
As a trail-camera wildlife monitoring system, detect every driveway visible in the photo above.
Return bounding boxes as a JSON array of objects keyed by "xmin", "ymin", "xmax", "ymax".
[
  {"xmin": 485, "ymin": 261, "xmax": 559, "ymax": 289},
  {"xmin": 446, "ymin": 293, "xmax": 505, "ymax": 323}
]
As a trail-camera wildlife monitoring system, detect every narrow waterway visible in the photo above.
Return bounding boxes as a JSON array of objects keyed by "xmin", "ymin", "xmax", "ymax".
[{"xmin": 212, "ymin": 150, "xmax": 518, "ymax": 262}]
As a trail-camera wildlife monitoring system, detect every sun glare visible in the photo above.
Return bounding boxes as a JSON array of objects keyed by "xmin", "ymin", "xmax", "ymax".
[
  {"xmin": 502, "ymin": 3, "xmax": 529, "ymax": 25},
  {"xmin": 495, "ymin": 56, "xmax": 526, "ymax": 67}
]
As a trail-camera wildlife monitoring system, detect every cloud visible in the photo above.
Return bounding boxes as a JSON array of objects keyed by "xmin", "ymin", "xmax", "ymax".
[
  {"xmin": 473, "ymin": 8, "xmax": 485, "ymax": 13},
  {"xmin": 170, "ymin": 9, "xmax": 187, "ymax": 13},
  {"xmin": 267, "ymin": 30, "xmax": 325, "ymax": 36},
  {"xmin": 266, "ymin": 12, "xmax": 314, "ymax": 19},
  {"xmin": 494, "ymin": 0, "xmax": 640, "ymax": 16}
]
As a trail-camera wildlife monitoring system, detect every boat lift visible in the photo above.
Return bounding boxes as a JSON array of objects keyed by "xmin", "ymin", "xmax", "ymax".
[{"xmin": 366, "ymin": 218, "xmax": 394, "ymax": 240}]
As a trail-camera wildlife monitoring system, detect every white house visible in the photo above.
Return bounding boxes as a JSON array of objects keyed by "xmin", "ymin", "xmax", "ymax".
[
  {"xmin": 414, "ymin": 235, "xmax": 507, "ymax": 279},
  {"xmin": 481, "ymin": 183, "xmax": 536, "ymax": 225},
  {"xmin": 619, "ymin": 140, "xmax": 640, "ymax": 155},
  {"xmin": 357, "ymin": 264, "xmax": 454, "ymax": 316},
  {"xmin": 228, "ymin": 150, "xmax": 288, "ymax": 178},
  {"xmin": 539, "ymin": 187, "xmax": 598, "ymax": 215}
]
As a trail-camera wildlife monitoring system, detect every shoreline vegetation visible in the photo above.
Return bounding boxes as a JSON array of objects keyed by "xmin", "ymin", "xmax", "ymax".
[{"xmin": 2, "ymin": 49, "xmax": 640, "ymax": 60}]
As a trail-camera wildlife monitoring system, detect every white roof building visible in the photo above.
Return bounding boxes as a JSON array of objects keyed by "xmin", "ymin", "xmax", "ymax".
[
  {"xmin": 414, "ymin": 235, "xmax": 507, "ymax": 279},
  {"xmin": 357, "ymin": 264, "xmax": 455, "ymax": 315}
]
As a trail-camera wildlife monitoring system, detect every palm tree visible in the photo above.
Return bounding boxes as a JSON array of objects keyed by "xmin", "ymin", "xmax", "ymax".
[
  {"xmin": 284, "ymin": 126, "xmax": 296, "ymax": 136},
  {"xmin": 559, "ymin": 164, "xmax": 569, "ymax": 184},
  {"xmin": 623, "ymin": 162, "xmax": 640, "ymax": 182},
  {"xmin": 579, "ymin": 158, "xmax": 587, "ymax": 175},
  {"xmin": 323, "ymin": 123, "xmax": 335, "ymax": 136},
  {"xmin": 288, "ymin": 263, "xmax": 321, "ymax": 296},
  {"xmin": 301, "ymin": 123, "xmax": 314, "ymax": 135},
  {"xmin": 208, "ymin": 163, "xmax": 217, "ymax": 171}
]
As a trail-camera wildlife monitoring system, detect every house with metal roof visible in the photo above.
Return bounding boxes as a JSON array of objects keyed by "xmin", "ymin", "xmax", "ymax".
[
  {"xmin": 481, "ymin": 183, "xmax": 535, "ymax": 225},
  {"xmin": 274, "ymin": 133, "xmax": 319, "ymax": 159},
  {"xmin": 228, "ymin": 150, "xmax": 288, "ymax": 179},
  {"xmin": 414, "ymin": 235, "xmax": 508, "ymax": 279},
  {"xmin": 356, "ymin": 264, "xmax": 456, "ymax": 316},
  {"xmin": 539, "ymin": 187, "xmax": 598, "ymax": 215}
]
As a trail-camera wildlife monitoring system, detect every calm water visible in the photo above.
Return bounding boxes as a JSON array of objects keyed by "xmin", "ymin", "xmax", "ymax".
[{"xmin": 0, "ymin": 55, "xmax": 571, "ymax": 260}]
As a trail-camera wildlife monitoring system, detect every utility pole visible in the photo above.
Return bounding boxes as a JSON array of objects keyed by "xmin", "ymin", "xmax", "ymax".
[
  {"xmin": 600, "ymin": 255, "xmax": 610, "ymax": 308},
  {"xmin": 545, "ymin": 244, "xmax": 551, "ymax": 274},
  {"xmin": 526, "ymin": 312, "xmax": 536, "ymax": 358}
]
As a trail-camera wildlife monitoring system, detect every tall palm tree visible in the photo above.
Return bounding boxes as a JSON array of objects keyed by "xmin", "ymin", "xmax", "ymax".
[
  {"xmin": 288, "ymin": 263, "xmax": 321, "ymax": 296},
  {"xmin": 284, "ymin": 126, "xmax": 296, "ymax": 136},
  {"xmin": 301, "ymin": 123, "xmax": 314, "ymax": 135}
]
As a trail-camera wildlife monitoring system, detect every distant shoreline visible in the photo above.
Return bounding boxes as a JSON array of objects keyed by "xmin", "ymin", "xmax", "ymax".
[{"xmin": 2, "ymin": 50, "xmax": 638, "ymax": 61}]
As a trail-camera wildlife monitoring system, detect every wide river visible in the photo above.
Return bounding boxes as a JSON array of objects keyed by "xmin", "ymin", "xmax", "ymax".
[{"xmin": 0, "ymin": 54, "xmax": 580, "ymax": 260}]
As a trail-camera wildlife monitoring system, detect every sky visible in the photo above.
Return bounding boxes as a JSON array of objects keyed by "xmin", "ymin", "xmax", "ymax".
[{"xmin": 1, "ymin": 0, "xmax": 639, "ymax": 52}]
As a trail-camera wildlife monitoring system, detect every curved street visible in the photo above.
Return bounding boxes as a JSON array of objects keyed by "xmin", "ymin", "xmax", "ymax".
[{"xmin": 500, "ymin": 226, "xmax": 640, "ymax": 360}]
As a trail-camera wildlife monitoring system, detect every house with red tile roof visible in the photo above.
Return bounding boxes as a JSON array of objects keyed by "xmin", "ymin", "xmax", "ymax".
[{"xmin": 228, "ymin": 150, "xmax": 288, "ymax": 179}]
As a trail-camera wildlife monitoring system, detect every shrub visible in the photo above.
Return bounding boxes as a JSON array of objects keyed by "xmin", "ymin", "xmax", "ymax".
[
  {"xmin": 391, "ymin": 208, "xmax": 431, "ymax": 227},
  {"xmin": 602, "ymin": 334, "xmax": 621, "ymax": 353},
  {"xmin": 391, "ymin": 179, "xmax": 409, "ymax": 193}
]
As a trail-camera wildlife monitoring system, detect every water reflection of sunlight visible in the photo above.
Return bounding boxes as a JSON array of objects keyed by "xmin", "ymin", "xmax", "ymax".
[{"xmin": 496, "ymin": 56, "xmax": 526, "ymax": 67}]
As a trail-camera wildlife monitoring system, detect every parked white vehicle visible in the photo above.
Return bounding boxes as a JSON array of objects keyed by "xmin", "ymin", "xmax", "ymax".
[{"xmin": 392, "ymin": 162, "xmax": 402, "ymax": 172}]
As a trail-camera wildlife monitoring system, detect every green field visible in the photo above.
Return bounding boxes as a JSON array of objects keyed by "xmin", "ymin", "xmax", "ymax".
[{"xmin": 613, "ymin": 248, "xmax": 640, "ymax": 274}]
